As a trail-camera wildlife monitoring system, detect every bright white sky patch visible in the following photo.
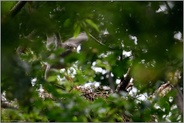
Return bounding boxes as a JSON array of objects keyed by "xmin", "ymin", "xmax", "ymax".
[
  {"xmin": 99, "ymin": 52, "xmax": 112, "ymax": 58},
  {"xmin": 154, "ymin": 103, "xmax": 160, "ymax": 109},
  {"xmin": 174, "ymin": 31, "xmax": 182, "ymax": 41},
  {"xmin": 167, "ymin": 1, "xmax": 174, "ymax": 9},
  {"xmin": 129, "ymin": 86, "xmax": 138, "ymax": 96},
  {"xmin": 116, "ymin": 79, "xmax": 121, "ymax": 84},
  {"xmin": 38, "ymin": 84, "xmax": 44, "ymax": 93},
  {"xmin": 171, "ymin": 105, "xmax": 177, "ymax": 110},
  {"xmin": 137, "ymin": 93, "xmax": 148, "ymax": 101},
  {"xmin": 102, "ymin": 86, "xmax": 111, "ymax": 90},
  {"xmin": 123, "ymin": 50, "xmax": 132, "ymax": 57},
  {"xmin": 156, "ymin": 2, "xmax": 174, "ymax": 14},
  {"xmin": 156, "ymin": 4, "xmax": 167, "ymax": 13},
  {"xmin": 103, "ymin": 28, "xmax": 109, "ymax": 35},
  {"xmin": 83, "ymin": 82, "xmax": 100, "ymax": 88},
  {"xmin": 92, "ymin": 61, "xmax": 96, "ymax": 66},
  {"xmin": 31, "ymin": 78, "xmax": 37, "ymax": 86},
  {"xmin": 91, "ymin": 61, "xmax": 107, "ymax": 74},
  {"xmin": 77, "ymin": 45, "xmax": 81, "ymax": 53},
  {"xmin": 129, "ymin": 35, "xmax": 138, "ymax": 45},
  {"xmin": 92, "ymin": 66, "xmax": 107, "ymax": 74},
  {"xmin": 129, "ymin": 87, "xmax": 148, "ymax": 101}
]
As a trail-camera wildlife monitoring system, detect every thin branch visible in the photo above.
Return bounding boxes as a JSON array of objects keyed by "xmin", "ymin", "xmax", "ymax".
[
  {"xmin": 164, "ymin": 1, "xmax": 172, "ymax": 15},
  {"xmin": 116, "ymin": 68, "xmax": 131, "ymax": 93},
  {"xmin": 10, "ymin": 1, "xmax": 27, "ymax": 17},
  {"xmin": 24, "ymin": 29, "xmax": 38, "ymax": 42},
  {"xmin": 89, "ymin": 33, "xmax": 105, "ymax": 46},
  {"xmin": 174, "ymin": 85, "xmax": 183, "ymax": 114}
]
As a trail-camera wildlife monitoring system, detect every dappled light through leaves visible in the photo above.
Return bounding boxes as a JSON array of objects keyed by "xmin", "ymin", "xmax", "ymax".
[{"xmin": 1, "ymin": 1, "xmax": 183, "ymax": 122}]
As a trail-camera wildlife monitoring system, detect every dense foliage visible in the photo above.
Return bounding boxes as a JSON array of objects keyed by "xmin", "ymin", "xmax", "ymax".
[{"xmin": 1, "ymin": 1, "xmax": 183, "ymax": 122}]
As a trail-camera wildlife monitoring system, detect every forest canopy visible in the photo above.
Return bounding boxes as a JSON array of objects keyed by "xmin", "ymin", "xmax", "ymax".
[{"xmin": 1, "ymin": 1, "xmax": 183, "ymax": 122}]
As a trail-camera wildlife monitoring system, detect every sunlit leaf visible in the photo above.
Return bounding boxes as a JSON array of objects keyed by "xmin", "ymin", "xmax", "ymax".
[
  {"xmin": 1, "ymin": 1, "xmax": 16, "ymax": 14},
  {"xmin": 85, "ymin": 19, "xmax": 99, "ymax": 32},
  {"xmin": 73, "ymin": 22, "xmax": 81, "ymax": 38},
  {"xmin": 2, "ymin": 1, "xmax": 183, "ymax": 122},
  {"xmin": 64, "ymin": 18, "xmax": 72, "ymax": 27},
  {"xmin": 47, "ymin": 76, "xmax": 57, "ymax": 82}
]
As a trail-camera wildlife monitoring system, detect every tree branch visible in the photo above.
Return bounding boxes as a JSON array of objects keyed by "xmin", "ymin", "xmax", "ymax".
[
  {"xmin": 164, "ymin": 1, "xmax": 172, "ymax": 15},
  {"xmin": 10, "ymin": 1, "xmax": 27, "ymax": 17},
  {"xmin": 116, "ymin": 68, "xmax": 131, "ymax": 93},
  {"xmin": 89, "ymin": 33, "xmax": 105, "ymax": 46},
  {"xmin": 174, "ymin": 85, "xmax": 183, "ymax": 114},
  {"xmin": 108, "ymin": 71, "xmax": 115, "ymax": 92}
]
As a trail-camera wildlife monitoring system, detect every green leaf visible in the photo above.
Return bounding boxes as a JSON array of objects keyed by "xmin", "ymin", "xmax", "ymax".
[
  {"xmin": 1, "ymin": 1, "xmax": 16, "ymax": 14},
  {"xmin": 47, "ymin": 76, "xmax": 57, "ymax": 82},
  {"xmin": 64, "ymin": 18, "xmax": 71, "ymax": 27},
  {"xmin": 85, "ymin": 19, "xmax": 99, "ymax": 32},
  {"xmin": 73, "ymin": 22, "xmax": 81, "ymax": 38}
]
